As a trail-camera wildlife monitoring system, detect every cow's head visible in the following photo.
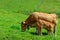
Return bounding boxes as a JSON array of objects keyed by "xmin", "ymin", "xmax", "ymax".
[{"xmin": 21, "ymin": 21, "xmax": 27, "ymax": 32}]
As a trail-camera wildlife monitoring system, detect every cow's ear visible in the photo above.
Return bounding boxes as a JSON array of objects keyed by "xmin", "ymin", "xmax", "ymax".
[{"xmin": 23, "ymin": 21, "xmax": 26, "ymax": 24}]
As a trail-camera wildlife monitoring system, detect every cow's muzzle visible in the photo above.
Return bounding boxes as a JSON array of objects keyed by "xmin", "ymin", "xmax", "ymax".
[{"xmin": 21, "ymin": 30, "xmax": 25, "ymax": 32}]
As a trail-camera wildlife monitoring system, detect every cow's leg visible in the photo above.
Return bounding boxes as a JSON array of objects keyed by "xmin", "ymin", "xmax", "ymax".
[
  {"xmin": 27, "ymin": 25, "xmax": 30, "ymax": 30},
  {"xmin": 48, "ymin": 30, "xmax": 51, "ymax": 35},
  {"xmin": 39, "ymin": 27, "xmax": 42, "ymax": 35},
  {"xmin": 52, "ymin": 28, "xmax": 54, "ymax": 36},
  {"xmin": 36, "ymin": 22, "xmax": 42, "ymax": 35},
  {"xmin": 47, "ymin": 29, "xmax": 52, "ymax": 35},
  {"xmin": 36, "ymin": 26, "xmax": 42, "ymax": 35},
  {"xmin": 36, "ymin": 28, "xmax": 38, "ymax": 33}
]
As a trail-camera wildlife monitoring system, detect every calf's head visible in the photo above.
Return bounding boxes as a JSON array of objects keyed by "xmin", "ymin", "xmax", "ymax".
[{"xmin": 21, "ymin": 21, "xmax": 27, "ymax": 32}]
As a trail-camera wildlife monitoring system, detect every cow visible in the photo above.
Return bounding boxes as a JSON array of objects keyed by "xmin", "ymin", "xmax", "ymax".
[{"xmin": 21, "ymin": 12, "xmax": 58, "ymax": 36}]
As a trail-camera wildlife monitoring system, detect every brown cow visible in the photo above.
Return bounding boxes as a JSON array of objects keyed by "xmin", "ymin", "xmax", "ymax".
[{"xmin": 21, "ymin": 12, "xmax": 58, "ymax": 36}]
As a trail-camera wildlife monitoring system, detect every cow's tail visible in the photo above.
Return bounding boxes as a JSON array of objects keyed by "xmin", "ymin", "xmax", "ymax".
[
  {"xmin": 53, "ymin": 24, "xmax": 56, "ymax": 37},
  {"xmin": 53, "ymin": 25, "xmax": 55, "ymax": 34}
]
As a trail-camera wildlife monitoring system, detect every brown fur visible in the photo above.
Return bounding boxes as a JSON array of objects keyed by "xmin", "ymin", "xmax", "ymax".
[
  {"xmin": 37, "ymin": 19, "xmax": 56, "ymax": 35},
  {"xmin": 21, "ymin": 12, "xmax": 58, "ymax": 35}
]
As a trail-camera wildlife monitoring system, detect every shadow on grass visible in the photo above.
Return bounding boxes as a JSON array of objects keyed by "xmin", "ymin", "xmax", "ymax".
[{"xmin": 30, "ymin": 32, "xmax": 48, "ymax": 36}]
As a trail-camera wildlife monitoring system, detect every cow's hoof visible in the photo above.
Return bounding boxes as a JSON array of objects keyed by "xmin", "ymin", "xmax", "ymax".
[{"xmin": 54, "ymin": 34, "xmax": 57, "ymax": 37}]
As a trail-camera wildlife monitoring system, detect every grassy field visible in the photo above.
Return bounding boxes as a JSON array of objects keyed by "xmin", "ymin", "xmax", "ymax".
[{"xmin": 0, "ymin": 0, "xmax": 60, "ymax": 40}]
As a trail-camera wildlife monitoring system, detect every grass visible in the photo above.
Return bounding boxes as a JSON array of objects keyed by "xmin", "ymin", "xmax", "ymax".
[
  {"xmin": 0, "ymin": 0, "xmax": 60, "ymax": 14},
  {"xmin": 0, "ymin": 0, "xmax": 60, "ymax": 40},
  {"xmin": 0, "ymin": 10, "xmax": 60, "ymax": 40}
]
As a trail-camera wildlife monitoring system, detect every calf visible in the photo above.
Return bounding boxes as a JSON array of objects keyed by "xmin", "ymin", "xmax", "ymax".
[{"xmin": 36, "ymin": 19, "xmax": 56, "ymax": 35}]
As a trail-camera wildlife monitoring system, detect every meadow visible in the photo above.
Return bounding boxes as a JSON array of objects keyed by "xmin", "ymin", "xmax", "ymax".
[{"xmin": 0, "ymin": 0, "xmax": 60, "ymax": 40}]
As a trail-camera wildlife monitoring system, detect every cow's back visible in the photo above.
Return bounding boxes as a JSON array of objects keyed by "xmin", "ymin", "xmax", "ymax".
[{"xmin": 31, "ymin": 12, "xmax": 57, "ymax": 24}]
